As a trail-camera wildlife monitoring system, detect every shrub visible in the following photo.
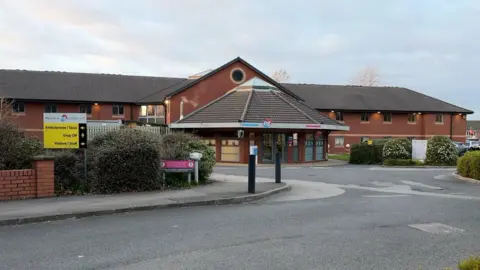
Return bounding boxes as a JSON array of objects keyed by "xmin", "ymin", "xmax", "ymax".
[
  {"xmin": 383, "ymin": 138, "xmax": 412, "ymax": 160},
  {"xmin": 425, "ymin": 136, "xmax": 457, "ymax": 166},
  {"xmin": 458, "ymin": 256, "xmax": 480, "ymax": 270},
  {"xmin": 54, "ymin": 150, "xmax": 89, "ymax": 194},
  {"xmin": 457, "ymin": 151, "xmax": 480, "ymax": 180},
  {"xmin": 89, "ymin": 129, "xmax": 163, "ymax": 194},
  {"xmin": 349, "ymin": 143, "xmax": 383, "ymax": 164},
  {"xmin": 0, "ymin": 120, "xmax": 43, "ymax": 170},
  {"xmin": 159, "ymin": 132, "xmax": 216, "ymax": 185},
  {"xmin": 383, "ymin": 159, "xmax": 418, "ymax": 166}
]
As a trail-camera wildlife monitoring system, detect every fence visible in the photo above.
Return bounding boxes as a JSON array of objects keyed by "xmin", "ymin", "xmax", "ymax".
[{"xmin": 87, "ymin": 125, "xmax": 171, "ymax": 139}]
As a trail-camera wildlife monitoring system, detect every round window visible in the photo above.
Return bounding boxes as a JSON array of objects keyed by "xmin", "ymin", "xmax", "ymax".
[{"xmin": 231, "ymin": 69, "xmax": 245, "ymax": 83}]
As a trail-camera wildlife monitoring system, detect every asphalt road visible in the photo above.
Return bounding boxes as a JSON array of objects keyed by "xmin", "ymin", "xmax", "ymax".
[{"xmin": 1, "ymin": 165, "xmax": 480, "ymax": 270}]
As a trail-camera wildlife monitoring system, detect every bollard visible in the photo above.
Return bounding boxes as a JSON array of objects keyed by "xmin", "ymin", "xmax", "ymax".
[
  {"xmin": 248, "ymin": 154, "xmax": 256, "ymax": 193},
  {"xmin": 275, "ymin": 152, "xmax": 281, "ymax": 183}
]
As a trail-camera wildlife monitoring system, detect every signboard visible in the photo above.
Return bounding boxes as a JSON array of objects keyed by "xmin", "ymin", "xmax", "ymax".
[
  {"xmin": 160, "ymin": 160, "xmax": 194, "ymax": 172},
  {"xmin": 368, "ymin": 140, "xmax": 373, "ymax": 145},
  {"xmin": 43, "ymin": 113, "xmax": 87, "ymax": 149},
  {"xmin": 263, "ymin": 118, "xmax": 272, "ymax": 128},
  {"xmin": 412, "ymin": 139, "xmax": 428, "ymax": 161}
]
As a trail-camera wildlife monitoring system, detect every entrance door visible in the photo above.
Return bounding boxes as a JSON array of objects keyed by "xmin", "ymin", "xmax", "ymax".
[{"xmin": 262, "ymin": 133, "xmax": 274, "ymax": 163}]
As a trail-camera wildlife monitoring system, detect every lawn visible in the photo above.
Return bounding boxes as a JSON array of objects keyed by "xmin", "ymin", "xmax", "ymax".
[{"xmin": 328, "ymin": 153, "xmax": 350, "ymax": 161}]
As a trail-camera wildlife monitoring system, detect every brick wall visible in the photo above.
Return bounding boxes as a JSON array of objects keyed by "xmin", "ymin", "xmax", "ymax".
[{"xmin": 0, "ymin": 158, "xmax": 54, "ymax": 201}]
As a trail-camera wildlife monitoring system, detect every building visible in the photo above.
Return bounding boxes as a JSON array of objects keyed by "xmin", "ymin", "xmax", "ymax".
[
  {"xmin": 467, "ymin": 120, "xmax": 480, "ymax": 140},
  {"xmin": 0, "ymin": 56, "xmax": 473, "ymax": 159}
]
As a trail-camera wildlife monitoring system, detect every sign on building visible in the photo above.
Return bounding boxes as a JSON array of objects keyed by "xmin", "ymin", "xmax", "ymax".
[
  {"xmin": 412, "ymin": 139, "xmax": 428, "ymax": 161},
  {"xmin": 43, "ymin": 113, "xmax": 88, "ymax": 149}
]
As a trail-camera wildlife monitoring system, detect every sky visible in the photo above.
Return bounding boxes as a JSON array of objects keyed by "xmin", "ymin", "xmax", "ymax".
[{"xmin": 1, "ymin": 0, "xmax": 479, "ymax": 119}]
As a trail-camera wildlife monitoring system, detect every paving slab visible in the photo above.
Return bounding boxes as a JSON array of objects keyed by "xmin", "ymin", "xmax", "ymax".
[{"xmin": 0, "ymin": 181, "xmax": 289, "ymax": 226}]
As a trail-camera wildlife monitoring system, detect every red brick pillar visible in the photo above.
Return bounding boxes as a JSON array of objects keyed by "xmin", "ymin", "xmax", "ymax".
[{"xmin": 32, "ymin": 156, "xmax": 55, "ymax": 198}]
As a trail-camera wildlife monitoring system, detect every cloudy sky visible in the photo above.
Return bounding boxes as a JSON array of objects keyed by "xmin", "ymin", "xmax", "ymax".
[{"xmin": 1, "ymin": 0, "xmax": 479, "ymax": 119}]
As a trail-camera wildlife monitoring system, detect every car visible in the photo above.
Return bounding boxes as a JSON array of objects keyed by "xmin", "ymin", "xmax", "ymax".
[{"xmin": 453, "ymin": 141, "xmax": 469, "ymax": 156}]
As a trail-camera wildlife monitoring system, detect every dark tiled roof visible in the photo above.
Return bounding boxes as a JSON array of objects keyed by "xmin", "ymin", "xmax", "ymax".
[
  {"xmin": 283, "ymin": 83, "xmax": 473, "ymax": 114},
  {"xmin": 467, "ymin": 120, "xmax": 480, "ymax": 130},
  {"xmin": 0, "ymin": 69, "xmax": 184, "ymax": 103},
  {"xmin": 177, "ymin": 81, "xmax": 343, "ymax": 127}
]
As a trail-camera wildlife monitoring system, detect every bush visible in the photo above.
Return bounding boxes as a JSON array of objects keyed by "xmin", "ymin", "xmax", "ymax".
[
  {"xmin": 457, "ymin": 151, "xmax": 480, "ymax": 180},
  {"xmin": 0, "ymin": 120, "xmax": 43, "ymax": 170},
  {"xmin": 159, "ymin": 132, "xmax": 216, "ymax": 185},
  {"xmin": 383, "ymin": 159, "xmax": 423, "ymax": 166},
  {"xmin": 458, "ymin": 256, "xmax": 480, "ymax": 270},
  {"xmin": 425, "ymin": 136, "xmax": 458, "ymax": 166},
  {"xmin": 54, "ymin": 150, "xmax": 89, "ymax": 195},
  {"xmin": 89, "ymin": 129, "xmax": 163, "ymax": 194},
  {"xmin": 349, "ymin": 143, "xmax": 383, "ymax": 164},
  {"xmin": 383, "ymin": 138, "xmax": 412, "ymax": 160}
]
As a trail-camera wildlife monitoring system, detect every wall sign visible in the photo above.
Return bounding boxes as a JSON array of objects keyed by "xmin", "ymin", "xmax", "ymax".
[
  {"xmin": 263, "ymin": 118, "xmax": 272, "ymax": 128},
  {"xmin": 43, "ymin": 113, "xmax": 87, "ymax": 149}
]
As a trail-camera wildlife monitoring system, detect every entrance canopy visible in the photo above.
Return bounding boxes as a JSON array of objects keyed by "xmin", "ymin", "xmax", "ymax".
[{"xmin": 170, "ymin": 77, "xmax": 348, "ymax": 131}]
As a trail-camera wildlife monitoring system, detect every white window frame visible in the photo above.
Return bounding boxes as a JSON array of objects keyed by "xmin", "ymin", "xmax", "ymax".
[{"xmin": 335, "ymin": 136, "xmax": 344, "ymax": 147}]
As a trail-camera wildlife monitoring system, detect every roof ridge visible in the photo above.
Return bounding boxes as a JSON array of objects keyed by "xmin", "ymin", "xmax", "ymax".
[
  {"xmin": 272, "ymin": 91, "xmax": 319, "ymax": 124},
  {"xmin": 175, "ymin": 90, "xmax": 238, "ymax": 123},
  {"xmin": 0, "ymin": 69, "xmax": 185, "ymax": 80},
  {"xmin": 240, "ymin": 90, "xmax": 253, "ymax": 121}
]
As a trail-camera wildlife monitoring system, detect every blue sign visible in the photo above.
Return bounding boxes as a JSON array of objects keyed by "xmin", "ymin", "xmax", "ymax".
[
  {"xmin": 241, "ymin": 123, "xmax": 260, "ymax": 127},
  {"xmin": 250, "ymin": 145, "xmax": 258, "ymax": 155}
]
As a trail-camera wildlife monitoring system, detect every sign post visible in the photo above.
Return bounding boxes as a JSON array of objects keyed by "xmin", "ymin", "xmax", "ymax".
[
  {"xmin": 44, "ymin": 113, "xmax": 88, "ymax": 182},
  {"xmin": 160, "ymin": 160, "xmax": 195, "ymax": 184}
]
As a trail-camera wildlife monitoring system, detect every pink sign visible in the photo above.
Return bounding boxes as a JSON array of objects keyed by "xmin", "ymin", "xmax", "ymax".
[
  {"xmin": 161, "ymin": 160, "xmax": 194, "ymax": 169},
  {"xmin": 305, "ymin": 124, "xmax": 321, "ymax": 129}
]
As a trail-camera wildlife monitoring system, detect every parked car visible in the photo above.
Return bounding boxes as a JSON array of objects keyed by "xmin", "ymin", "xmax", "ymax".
[{"xmin": 453, "ymin": 141, "xmax": 469, "ymax": 156}]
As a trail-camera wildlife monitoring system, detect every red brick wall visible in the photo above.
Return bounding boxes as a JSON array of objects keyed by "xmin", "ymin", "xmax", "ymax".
[
  {"xmin": 167, "ymin": 61, "xmax": 274, "ymax": 124},
  {"xmin": 324, "ymin": 111, "xmax": 467, "ymax": 154},
  {"xmin": 0, "ymin": 159, "xmax": 54, "ymax": 201}
]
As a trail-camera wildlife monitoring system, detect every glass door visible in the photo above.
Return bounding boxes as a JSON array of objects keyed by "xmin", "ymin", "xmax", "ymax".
[
  {"xmin": 262, "ymin": 133, "xmax": 274, "ymax": 163},
  {"xmin": 275, "ymin": 133, "xmax": 288, "ymax": 162}
]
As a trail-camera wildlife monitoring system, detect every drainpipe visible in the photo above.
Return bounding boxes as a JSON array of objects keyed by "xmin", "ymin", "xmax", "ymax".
[{"xmin": 450, "ymin": 113, "xmax": 453, "ymax": 140}]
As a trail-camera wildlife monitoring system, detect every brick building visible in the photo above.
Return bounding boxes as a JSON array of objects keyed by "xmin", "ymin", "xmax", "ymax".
[{"xmin": 0, "ymin": 57, "xmax": 473, "ymax": 160}]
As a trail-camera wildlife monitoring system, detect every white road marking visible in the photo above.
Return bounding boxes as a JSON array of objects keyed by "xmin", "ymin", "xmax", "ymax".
[
  {"xmin": 400, "ymin": 180, "xmax": 444, "ymax": 190},
  {"xmin": 408, "ymin": 223, "xmax": 465, "ymax": 235},
  {"xmin": 310, "ymin": 167, "xmax": 331, "ymax": 169},
  {"xmin": 363, "ymin": 194, "xmax": 410, "ymax": 198},
  {"xmin": 78, "ymin": 255, "xmax": 84, "ymax": 258},
  {"xmin": 172, "ymin": 225, "xmax": 178, "ymax": 228},
  {"xmin": 284, "ymin": 167, "xmax": 301, "ymax": 170},
  {"xmin": 370, "ymin": 181, "xmax": 394, "ymax": 187}
]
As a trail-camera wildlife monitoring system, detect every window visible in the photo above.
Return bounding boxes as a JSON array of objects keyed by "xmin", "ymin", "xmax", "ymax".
[
  {"xmin": 112, "ymin": 104, "xmax": 124, "ymax": 116},
  {"xmin": 335, "ymin": 136, "xmax": 344, "ymax": 147},
  {"xmin": 335, "ymin": 111, "xmax": 344, "ymax": 121},
  {"xmin": 79, "ymin": 104, "xmax": 92, "ymax": 115},
  {"xmin": 361, "ymin": 112, "xmax": 369, "ymax": 122},
  {"xmin": 221, "ymin": 139, "xmax": 240, "ymax": 162},
  {"xmin": 408, "ymin": 113, "xmax": 416, "ymax": 123},
  {"xmin": 12, "ymin": 102, "xmax": 25, "ymax": 113},
  {"xmin": 139, "ymin": 105, "xmax": 165, "ymax": 124},
  {"xmin": 44, "ymin": 104, "xmax": 57, "ymax": 113},
  {"xmin": 231, "ymin": 68, "xmax": 245, "ymax": 84},
  {"xmin": 360, "ymin": 136, "xmax": 369, "ymax": 143},
  {"xmin": 383, "ymin": 113, "xmax": 392, "ymax": 122},
  {"xmin": 435, "ymin": 113, "xmax": 443, "ymax": 123}
]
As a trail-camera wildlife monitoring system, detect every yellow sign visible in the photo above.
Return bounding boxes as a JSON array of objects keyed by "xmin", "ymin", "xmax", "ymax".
[
  {"xmin": 368, "ymin": 140, "xmax": 373, "ymax": 145},
  {"xmin": 43, "ymin": 113, "xmax": 87, "ymax": 149}
]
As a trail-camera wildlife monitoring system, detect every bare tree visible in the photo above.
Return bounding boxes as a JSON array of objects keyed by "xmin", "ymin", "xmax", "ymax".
[
  {"xmin": 0, "ymin": 96, "xmax": 13, "ymax": 120},
  {"xmin": 271, "ymin": 69, "xmax": 291, "ymax": 83},
  {"xmin": 350, "ymin": 66, "xmax": 380, "ymax": 86}
]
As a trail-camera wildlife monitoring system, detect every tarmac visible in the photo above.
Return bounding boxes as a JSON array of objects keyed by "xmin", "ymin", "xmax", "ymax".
[{"xmin": 0, "ymin": 179, "xmax": 290, "ymax": 226}]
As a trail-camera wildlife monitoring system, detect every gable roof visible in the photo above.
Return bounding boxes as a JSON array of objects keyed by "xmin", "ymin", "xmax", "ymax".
[
  {"xmin": 467, "ymin": 121, "xmax": 480, "ymax": 130},
  {"xmin": 282, "ymin": 83, "xmax": 473, "ymax": 114},
  {"xmin": 136, "ymin": 57, "xmax": 303, "ymax": 104},
  {"xmin": 0, "ymin": 69, "xmax": 183, "ymax": 103},
  {"xmin": 172, "ymin": 77, "xmax": 346, "ymax": 131}
]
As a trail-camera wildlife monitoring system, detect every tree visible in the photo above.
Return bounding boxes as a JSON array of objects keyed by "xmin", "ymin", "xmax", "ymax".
[
  {"xmin": 0, "ymin": 96, "xmax": 13, "ymax": 120},
  {"xmin": 271, "ymin": 69, "xmax": 290, "ymax": 82},
  {"xmin": 351, "ymin": 66, "xmax": 380, "ymax": 86}
]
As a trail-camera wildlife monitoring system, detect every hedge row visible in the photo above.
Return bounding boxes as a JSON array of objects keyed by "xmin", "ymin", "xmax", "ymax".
[
  {"xmin": 350, "ymin": 143, "xmax": 384, "ymax": 164},
  {"xmin": 457, "ymin": 151, "xmax": 480, "ymax": 180}
]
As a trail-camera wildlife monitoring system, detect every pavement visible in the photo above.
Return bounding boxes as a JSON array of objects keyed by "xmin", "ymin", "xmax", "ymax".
[
  {"xmin": 2, "ymin": 165, "xmax": 480, "ymax": 269},
  {"xmin": 216, "ymin": 159, "xmax": 347, "ymax": 167},
  {"xmin": 0, "ymin": 180, "xmax": 289, "ymax": 226}
]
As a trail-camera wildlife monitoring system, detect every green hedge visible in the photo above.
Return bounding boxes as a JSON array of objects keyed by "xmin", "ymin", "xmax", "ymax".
[
  {"xmin": 425, "ymin": 136, "xmax": 457, "ymax": 166},
  {"xmin": 457, "ymin": 151, "xmax": 480, "ymax": 180},
  {"xmin": 54, "ymin": 150, "xmax": 89, "ymax": 195},
  {"xmin": 350, "ymin": 143, "xmax": 384, "ymax": 164},
  {"xmin": 382, "ymin": 138, "xmax": 412, "ymax": 160},
  {"xmin": 0, "ymin": 120, "xmax": 43, "ymax": 170},
  {"xmin": 383, "ymin": 159, "xmax": 423, "ymax": 166}
]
